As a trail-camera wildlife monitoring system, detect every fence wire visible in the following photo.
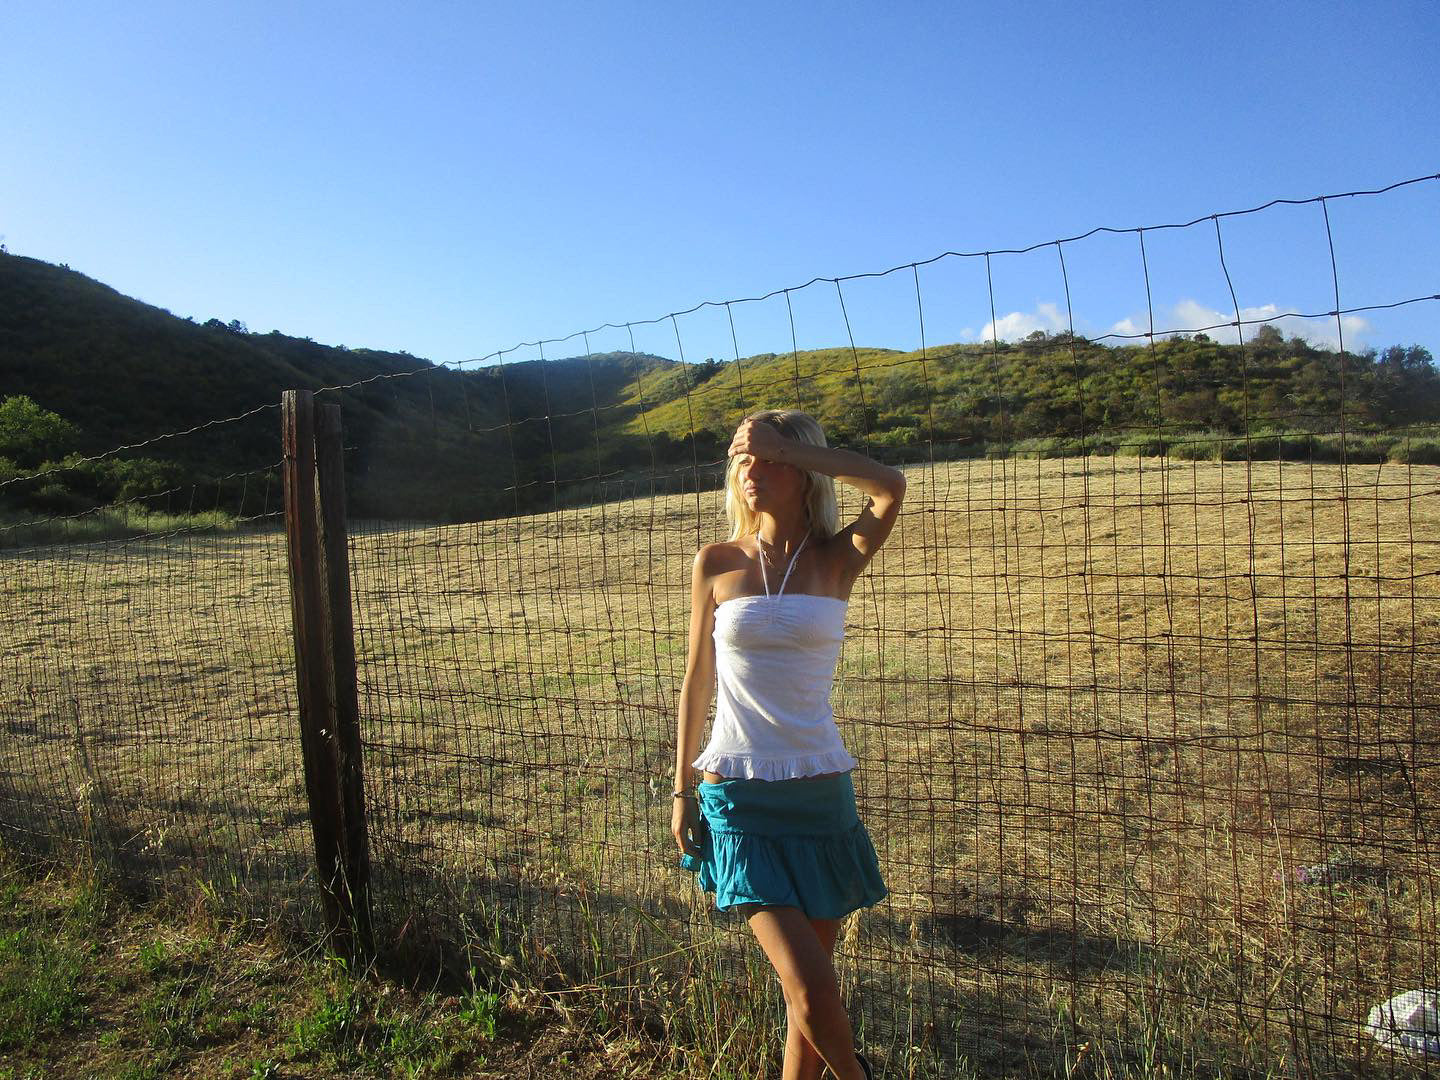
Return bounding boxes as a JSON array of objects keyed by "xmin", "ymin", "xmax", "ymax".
[
  {"xmin": 1, "ymin": 176, "xmax": 1438, "ymax": 1078},
  {"xmin": 0, "ymin": 411, "xmax": 327, "ymax": 933}
]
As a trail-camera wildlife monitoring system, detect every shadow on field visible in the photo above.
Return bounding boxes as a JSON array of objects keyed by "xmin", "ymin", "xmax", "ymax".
[
  {"xmin": 0, "ymin": 783, "xmax": 1384, "ymax": 1079},
  {"xmin": 919, "ymin": 909, "xmax": 1149, "ymax": 973}
]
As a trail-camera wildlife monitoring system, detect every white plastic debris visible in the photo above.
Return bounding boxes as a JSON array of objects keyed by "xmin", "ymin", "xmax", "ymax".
[{"xmin": 1367, "ymin": 990, "xmax": 1440, "ymax": 1058}]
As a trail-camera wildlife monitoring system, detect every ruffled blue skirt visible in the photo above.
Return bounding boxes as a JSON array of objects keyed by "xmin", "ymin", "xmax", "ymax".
[{"xmin": 680, "ymin": 770, "xmax": 887, "ymax": 919}]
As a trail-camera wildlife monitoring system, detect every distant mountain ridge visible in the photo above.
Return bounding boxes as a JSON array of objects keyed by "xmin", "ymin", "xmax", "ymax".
[
  {"xmin": 0, "ymin": 253, "xmax": 681, "ymax": 518},
  {"xmin": 0, "ymin": 253, "xmax": 677, "ymax": 454},
  {"xmin": 2, "ymin": 251, "xmax": 1436, "ymax": 525}
]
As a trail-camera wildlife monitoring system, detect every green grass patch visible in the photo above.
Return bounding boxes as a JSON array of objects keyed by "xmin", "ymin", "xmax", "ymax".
[
  {"xmin": 0, "ymin": 839, "xmax": 689, "ymax": 1078},
  {"xmin": 0, "ymin": 922, "xmax": 90, "ymax": 1050},
  {"xmin": 0, "ymin": 505, "xmax": 239, "ymax": 550}
]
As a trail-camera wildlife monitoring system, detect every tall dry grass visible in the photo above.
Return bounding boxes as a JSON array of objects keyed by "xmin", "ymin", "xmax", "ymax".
[{"xmin": 2, "ymin": 455, "xmax": 1437, "ymax": 1077}]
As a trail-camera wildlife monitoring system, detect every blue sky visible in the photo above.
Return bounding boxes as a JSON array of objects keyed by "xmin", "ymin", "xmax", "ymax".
[{"xmin": 3, "ymin": 0, "xmax": 1436, "ymax": 370}]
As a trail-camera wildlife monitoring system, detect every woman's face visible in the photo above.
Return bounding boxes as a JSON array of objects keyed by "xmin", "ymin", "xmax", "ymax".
[{"xmin": 737, "ymin": 453, "xmax": 806, "ymax": 513}]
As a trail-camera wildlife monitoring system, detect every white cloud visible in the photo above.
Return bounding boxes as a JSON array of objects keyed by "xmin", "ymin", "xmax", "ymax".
[
  {"xmin": 1107, "ymin": 299, "xmax": 1370, "ymax": 350},
  {"xmin": 959, "ymin": 297, "xmax": 1371, "ymax": 350},
  {"xmin": 971, "ymin": 301, "xmax": 1069, "ymax": 342}
]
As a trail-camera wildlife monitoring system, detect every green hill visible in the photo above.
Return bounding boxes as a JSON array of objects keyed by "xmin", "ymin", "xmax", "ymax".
[
  {"xmin": 0, "ymin": 253, "xmax": 677, "ymax": 522},
  {"xmin": 627, "ymin": 331, "xmax": 1439, "ymax": 455},
  {"xmin": 2, "ymin": 251, "xmax": 1436, "ymax": 533}
]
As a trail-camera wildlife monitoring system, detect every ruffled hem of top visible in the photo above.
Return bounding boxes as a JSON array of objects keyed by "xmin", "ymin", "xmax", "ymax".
[
  {"xmin": 690, "ymin": 747, "xmax": 858, "ymax": 782},
  {"xmin": 692, "ymin": 821, "xmax": 888, "ymax": 919}
]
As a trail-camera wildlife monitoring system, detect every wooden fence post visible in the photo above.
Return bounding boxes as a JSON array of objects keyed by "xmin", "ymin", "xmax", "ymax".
[{"xmin": 282, "ymin": 389, "xmax": 373, "ymax": 960}]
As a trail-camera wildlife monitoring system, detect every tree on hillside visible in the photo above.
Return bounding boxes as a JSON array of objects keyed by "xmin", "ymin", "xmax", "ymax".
[
  {"xmin": 1250, "ymin": 324, "xmax": 1285, "ymax": 348},
  {"xmin": 0, "ymin": 395, "xmax": 81, "ymax": 469},
  {"xmin": 1370, "ymin": 345, "xmax": 1439, "ymax": 425}
]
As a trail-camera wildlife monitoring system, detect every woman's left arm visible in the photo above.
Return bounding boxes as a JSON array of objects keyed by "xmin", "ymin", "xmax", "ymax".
[{"xmin": 730, "ymin": 420, "xmax": 907, "ymax": 563}]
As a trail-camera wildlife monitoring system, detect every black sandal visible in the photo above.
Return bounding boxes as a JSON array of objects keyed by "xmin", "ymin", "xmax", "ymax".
[{"xmin": 855, "ymin": 1051, "xmax": 875, "ymax": 1079}]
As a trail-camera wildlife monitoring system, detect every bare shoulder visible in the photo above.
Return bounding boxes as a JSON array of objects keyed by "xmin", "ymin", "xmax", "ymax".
[
  {"xmin": 693, "ymin": 540, "xmax": 748, "ymax": 572},
  {"xmin": 691, "ymin": 540, "xmax": 749, "ymax": 592},
  {"xmin": 691, "ymin": 542, "xmax": 747, "ymax": 619}
]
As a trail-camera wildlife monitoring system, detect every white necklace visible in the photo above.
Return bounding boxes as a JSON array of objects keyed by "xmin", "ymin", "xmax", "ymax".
[{"xmin": 757, "ymin": 534, "xmax": 809, "ymax": 600}]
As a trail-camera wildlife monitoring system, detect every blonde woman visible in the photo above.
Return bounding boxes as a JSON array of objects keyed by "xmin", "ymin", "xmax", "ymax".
[{"xmin": 672, "ymin": 409, "xmax": 905, "ymax": 1080}]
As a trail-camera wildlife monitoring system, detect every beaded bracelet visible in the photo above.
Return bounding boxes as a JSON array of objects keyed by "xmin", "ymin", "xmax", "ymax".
[{"xmin": 673, "ymin": 791, "xmax": 697, "ymax": 799}]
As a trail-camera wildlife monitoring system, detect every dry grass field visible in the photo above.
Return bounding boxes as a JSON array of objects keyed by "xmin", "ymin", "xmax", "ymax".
[{"xmin": 3, "ymin": 454, "xmax": 1438, "ymax": 1078}]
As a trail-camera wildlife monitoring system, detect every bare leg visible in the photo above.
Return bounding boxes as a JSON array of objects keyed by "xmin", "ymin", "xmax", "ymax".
[
  {"xmin": 746, "ymin": 906, "xmax": 863, "ymax": 1080},
  {"xmin": 778, "ymin": 915, "xmax": 843, "ymax": 1080}
]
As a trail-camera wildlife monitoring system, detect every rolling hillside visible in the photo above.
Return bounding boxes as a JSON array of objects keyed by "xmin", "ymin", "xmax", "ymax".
[{"xmin": 2, "ymin": 251, "xmax": 1435, "ymax": 524}]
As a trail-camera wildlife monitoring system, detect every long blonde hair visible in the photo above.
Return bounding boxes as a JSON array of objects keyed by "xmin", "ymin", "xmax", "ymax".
[{"xmin": 724, "ymin": 410, "xmax": 839, "ymax": 542}]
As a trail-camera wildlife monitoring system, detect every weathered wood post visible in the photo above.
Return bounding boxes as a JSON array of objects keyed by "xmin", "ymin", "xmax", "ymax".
[{"xmin": 282, "ymin": 389, "xmax": 373, "ymax": 960}]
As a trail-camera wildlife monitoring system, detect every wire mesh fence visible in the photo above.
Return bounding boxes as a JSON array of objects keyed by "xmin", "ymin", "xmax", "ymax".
[
  {"xmin": 342, "ymin": 449, "xmax": 1439, "ymax": 1078},
  {"xmin": 1, "ymin": 175, "xmax": 1437, "ymax": 1077},
  {"xmin": 0, "ymin": 410, "xmax": 325, "ymax": 931}
]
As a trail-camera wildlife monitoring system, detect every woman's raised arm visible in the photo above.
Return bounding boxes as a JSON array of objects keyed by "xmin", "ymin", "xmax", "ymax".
[{"xmin": 728, "ymin": 419, "xmax": 906, "ymax": 565}]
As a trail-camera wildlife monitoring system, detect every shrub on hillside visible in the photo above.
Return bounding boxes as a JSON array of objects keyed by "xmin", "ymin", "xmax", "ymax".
[
  {"xmin": 870, "ymin": 425, "xmax": 922, "ymax": 448},
  {"xmin": 1387, "ymin": 437, "xmax": 1440, "ymax": 465}
]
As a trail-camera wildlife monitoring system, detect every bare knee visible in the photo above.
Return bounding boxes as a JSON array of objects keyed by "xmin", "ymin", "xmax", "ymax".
[{"xmin": 781, "ymin": 973, "xmax": 837, "ymax": 1027}]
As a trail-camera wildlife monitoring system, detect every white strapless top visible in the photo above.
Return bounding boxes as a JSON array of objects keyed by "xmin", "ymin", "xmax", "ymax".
[{"xmin": 691, "ymin": 536, "xmax": 858, "ymax": 781}]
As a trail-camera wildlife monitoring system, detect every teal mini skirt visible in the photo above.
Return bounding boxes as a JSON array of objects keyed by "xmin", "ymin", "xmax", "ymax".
[{"xmin": 680, "ymin": 770, "xmax": 888, "ymax": 919}]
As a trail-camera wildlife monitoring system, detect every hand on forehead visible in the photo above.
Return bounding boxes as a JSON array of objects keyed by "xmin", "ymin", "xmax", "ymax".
[{"xmin": 730, "ymin": 417, "xmax": 794, "ymax": 463}]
